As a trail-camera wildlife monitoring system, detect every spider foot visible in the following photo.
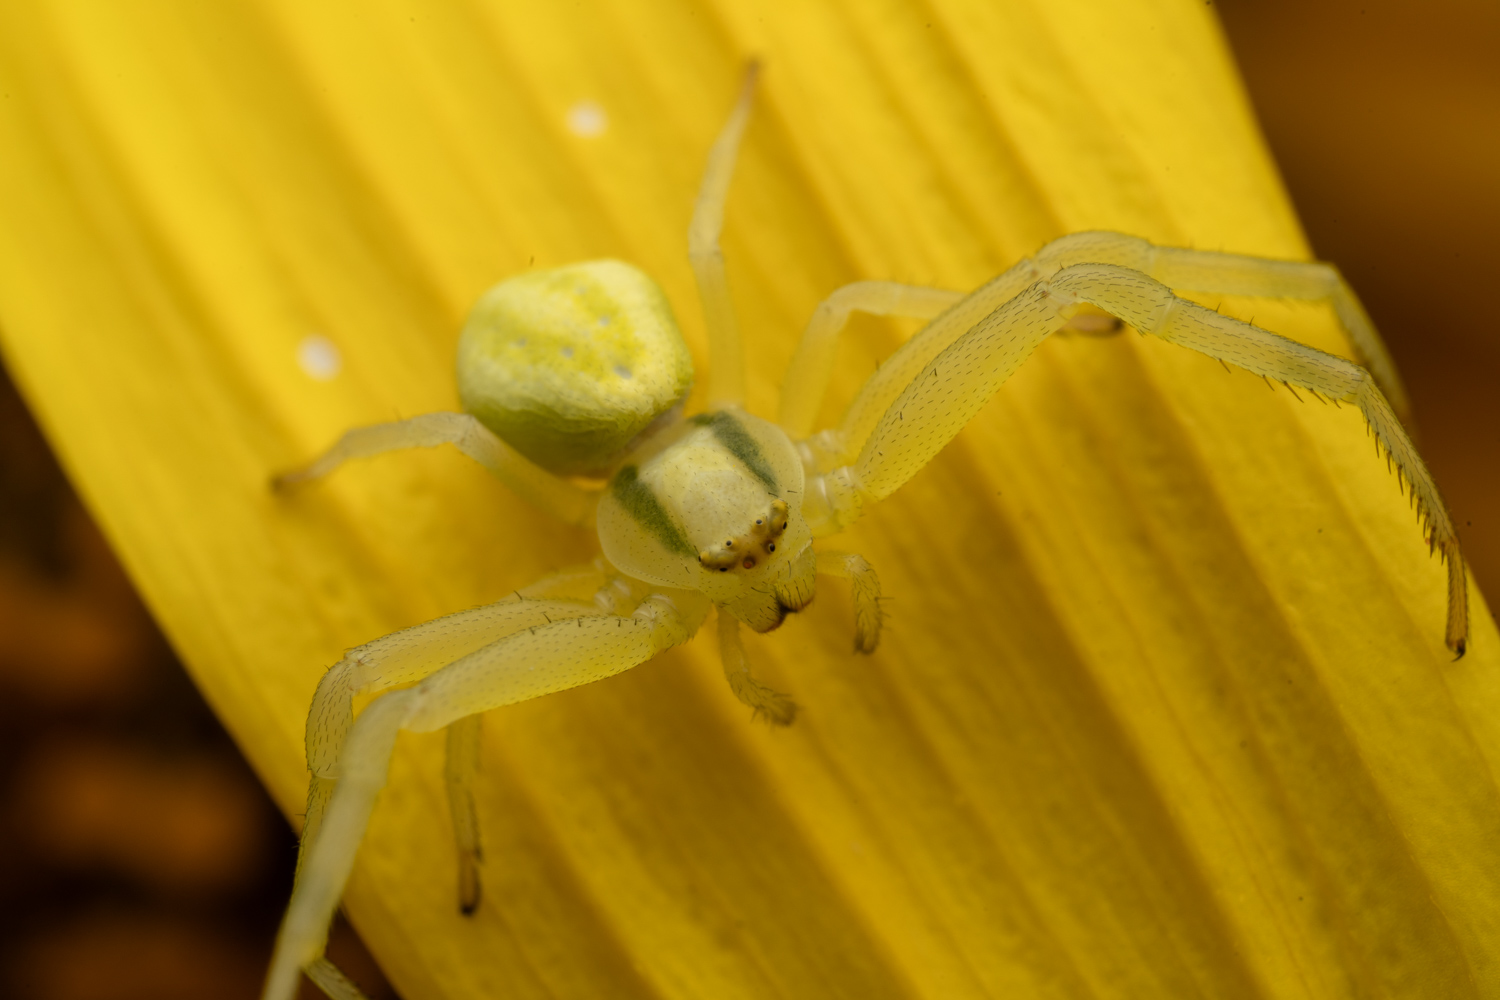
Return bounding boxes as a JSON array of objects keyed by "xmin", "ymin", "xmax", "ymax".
[
  {"xmin": 458, "ymin": 849, "xmax": 482, "ymax": 916},
  {"xmin": 729, "ymin": 672, "xmax": 798, "ymax": 726}
]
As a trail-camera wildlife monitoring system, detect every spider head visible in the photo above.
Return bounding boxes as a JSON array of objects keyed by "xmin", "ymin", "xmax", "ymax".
[
  {"xmin": 696, "ymin": 498, "xmax": 816, "ymax": 632},
  {"xmin": 596, "ymin": 408, "xmax": 816, "ymax": 631},
  {"xmin": 696, "ymin": 498, "xmax": 790, "ymax": 573}
]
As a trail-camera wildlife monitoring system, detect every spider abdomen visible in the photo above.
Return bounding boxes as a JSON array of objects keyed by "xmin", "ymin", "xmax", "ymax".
[{"xmin": 456, "ymin": 260, "xmax": 694, "ymax": 476}]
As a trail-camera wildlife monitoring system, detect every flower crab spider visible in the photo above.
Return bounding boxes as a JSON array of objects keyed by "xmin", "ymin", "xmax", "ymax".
[{"xmin": 263, "ymin": 65, "xmax": 1468, "ymax": 1000}]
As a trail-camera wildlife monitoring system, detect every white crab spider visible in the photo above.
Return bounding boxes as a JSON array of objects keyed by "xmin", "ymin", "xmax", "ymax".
[{"xmin": 263, "ymin": 66, "xmax": 1468, "ymax": 1000}]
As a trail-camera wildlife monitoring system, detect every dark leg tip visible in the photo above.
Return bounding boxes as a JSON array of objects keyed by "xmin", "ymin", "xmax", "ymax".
[{"xmin": 458, "ymin": 861, "xmax": 481, "ymax": 916}]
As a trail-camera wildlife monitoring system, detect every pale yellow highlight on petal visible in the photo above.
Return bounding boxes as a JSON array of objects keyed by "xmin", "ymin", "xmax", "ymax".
[{"xmin": 0, "ymin": 1, "xmax": 1498, "ymax": 999}]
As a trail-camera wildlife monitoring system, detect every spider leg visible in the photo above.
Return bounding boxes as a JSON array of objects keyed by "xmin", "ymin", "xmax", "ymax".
[
  {"xmin": 445, "ymin": 713, "xmax": 483, "ymax": 915},
  {"xmin": 717, "ymin": 610, "xmax": 796, "ymax": 725},
  {"xmin": 778, "ymin": 281, "xmax": 964, "ymax": 440},
  {"xmin": 1031, "ymin": 232, "xmax": 1412, "ymax": 422},
  {"xmin": 273, "ymin": 412, "xmax": 598, "ymax": 526},
  {"xmin": 829, "ymin": 257, "xmax": 1046, "ymax": 467},
  {"xmin": 829, "ymin": 233, "xmax": 1411, "ymax": 469},
  {"xmin": 1049, "ymin": 262, "xmax": 1463, "ymax": 652},
  {"xmin": 299, "ymin": 565, "xmax": 607, "ymax": 904},
  {"xmin": 265, "ymin": 591, "xmax": 712, "ymax": 1000},
  {"xmin": 803, "ymin": 263, "xmax": 1467, "ymax": 654},
  {"xmin": 815, "ymin": 550, "xmax": 882, "ymax": 653},
  {"xmin": 304, "ymin": 958, "xmax": 369, "ymax": 1000},
  {"xmin": 300, "ymin": 592, "xmax": 606, "ymax": 850},
  {"xmin": 433, "ymin": 560, "xmax": 638, "ymax": 918},
  {"xmin": 689, "ymin": 64, "xmax": 758, "ymax": 407}
]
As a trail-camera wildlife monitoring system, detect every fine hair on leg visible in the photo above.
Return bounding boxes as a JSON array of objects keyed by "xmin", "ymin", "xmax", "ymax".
[{"xmin": 804, "ymin": 262, "xmax": 1467, "ymax": 653}]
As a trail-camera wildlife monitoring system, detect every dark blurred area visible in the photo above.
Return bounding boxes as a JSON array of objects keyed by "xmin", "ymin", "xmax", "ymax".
[
  {"xmin": 1217, "ymin": 0, "xmax": 1500, "ymax": 601},
  {"xmin": 0, "ymin": 3, "xmax": 1493, "ymax": 998},
  {"xmin": 0, "ymin": 364, "xmax": 396, "ymax": 999}
]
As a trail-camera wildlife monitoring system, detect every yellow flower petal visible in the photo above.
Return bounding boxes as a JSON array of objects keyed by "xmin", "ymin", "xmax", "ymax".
[{"xmin": 2, "ymin": 2, "xmax": 1498, "ymax": 998}]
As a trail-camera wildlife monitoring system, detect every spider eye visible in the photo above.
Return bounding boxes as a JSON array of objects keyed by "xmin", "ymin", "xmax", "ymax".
[
  {"xmin": 719, "ymin": 567, "xmax": 728, "ymax": 573},
  {"xmin": 767, "ymin": 543, "xmax": 776, "ymax": 552}
]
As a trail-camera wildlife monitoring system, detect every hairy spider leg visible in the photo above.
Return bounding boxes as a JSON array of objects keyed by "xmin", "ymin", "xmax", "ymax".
[
  {"xmin": 801, "ymin": 262, "xmax": 1466, "ymax": 654},
  {"xmin": 818, "ymin": 234, "xmax": 1413, "ymax": 474},
  {"xmin": 273, "ymin": 411, "xmax": 598, "ymax": 527},
  {"xmin": 1050, "ymin": 263, "xmax": 1463, "ymax": 653},
  {"xmin": 264, "ymin": 590, "xmax": 712, "ymax": 1000},
  {"xmin": 1028, "ymin": 232, "xmax": 1412, "ymax": 421},
  {"xmin": 690, "ymin": 63, "xmax": 759, "ymax": 408},
  {"xmin": 299, "ymin": 565, "xmax": 611, "ymax": 911},
  {"xmin": 815, "ymin": 550, "xmax": 883, "ymax": 654},
  {"xmin": 782, "ymin": 278, "xmax": 1133, "ymax": 469}
]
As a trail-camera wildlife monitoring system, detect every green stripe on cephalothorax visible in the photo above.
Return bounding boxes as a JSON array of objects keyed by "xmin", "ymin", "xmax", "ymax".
[
  {"xmin": 609, "ymin": 464, "xmax": 697, "ymax": 558},
  {"xmin": 689, "ymin": 411, "xmax": 779, "ymax": 491}
]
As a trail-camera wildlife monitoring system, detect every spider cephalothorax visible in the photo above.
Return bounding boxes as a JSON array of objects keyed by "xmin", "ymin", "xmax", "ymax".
[{"xmin": 264, "ymin": 65, "xmax": 1467, "ymax": 1000}]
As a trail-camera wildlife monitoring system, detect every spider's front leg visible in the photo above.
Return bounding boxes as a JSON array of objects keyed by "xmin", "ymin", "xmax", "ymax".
[
  {"xmin": 800, "ymin": 264, "xmax": 1467, "ymax": 655},
  {"xmin": 1032, "ymin": 232, "xmax": 1412, "ymax": 420},
  {"xmin": 809, "ymin": 234, "xmax": 1412, "ymax": 476},
  {"xmin": 264, "ymin": 588, "xmax": 711, "ymax": 1000},
  {"xmin": 298, "ymin": 565, "xmax": 608, "ymax": 863},
  {"xmin": 777, "ymin": 276, "xmax": 1127, "ymax": 453}
]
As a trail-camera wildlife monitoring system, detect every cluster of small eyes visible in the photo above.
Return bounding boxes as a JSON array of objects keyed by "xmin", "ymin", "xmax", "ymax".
[{"xmin": 699, "ymin": 500, "xmax": 790, "ymax": 573}]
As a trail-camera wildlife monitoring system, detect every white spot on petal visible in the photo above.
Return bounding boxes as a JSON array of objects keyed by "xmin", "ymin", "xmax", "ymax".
[
  {"xmin": 297, "ymin": 335, "xmax": 342, "ymax": 381},
  {"xmin": 566, "ymin": 101, "xmax": 607, "ymax": 138}
]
